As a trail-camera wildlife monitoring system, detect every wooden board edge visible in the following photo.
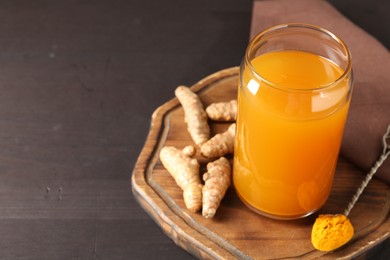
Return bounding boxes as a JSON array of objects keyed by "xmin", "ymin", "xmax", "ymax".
[
  {"xmin": 189, "ymin": 66, "xmax": 240, "ymax": 94},
  {"xmin": 131, "ymin": 180, "xmax": 229, "ymax": 260}
]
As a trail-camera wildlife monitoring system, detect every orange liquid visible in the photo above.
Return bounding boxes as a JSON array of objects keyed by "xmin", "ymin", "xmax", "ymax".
[{"xmin": 233, "ymin": 50, "xmax": 351, "ymax": 219}]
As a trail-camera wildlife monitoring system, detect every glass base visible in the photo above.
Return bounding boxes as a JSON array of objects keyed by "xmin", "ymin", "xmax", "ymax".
[{"xmin": 235, "ymin": 189, "xmax": 320, "ymax": 220}]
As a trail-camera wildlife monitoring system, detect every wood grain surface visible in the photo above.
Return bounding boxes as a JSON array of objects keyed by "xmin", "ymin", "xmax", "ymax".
[
  {"xmin": 0, "ymin": 0, "xmax": 388, "ymax": 259},
  {"xmin": 132, "ymin": 67, "xmax": 390, "ymax": 259}
]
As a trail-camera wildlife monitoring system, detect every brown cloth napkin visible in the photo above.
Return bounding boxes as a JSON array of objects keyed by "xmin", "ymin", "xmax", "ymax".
[{"xmin": 250, "ymin": 0, "xmax": 390, "ymax": 184}]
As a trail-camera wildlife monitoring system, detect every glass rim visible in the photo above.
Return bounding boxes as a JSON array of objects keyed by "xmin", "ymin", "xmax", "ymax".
[{"xmin": 245, "ymin": 23, "xmax": 353, "ymax": 92}]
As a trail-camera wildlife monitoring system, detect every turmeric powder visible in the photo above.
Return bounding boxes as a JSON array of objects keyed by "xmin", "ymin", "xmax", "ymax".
[
  {"xmin": 206, "ymin": 100, "xmax": 237, "ymax": 122},
  {"xmin": 175, "ymin": 86, "xmax": 210, "ymax": 146},
  {"xmin": 202, "ymin": 157, "xmax": 231, "ymax": 218},
  {"xmin": 311, "ymin": 214, "xmax": 354, "ymax": 251},
  {"xmin": 159, "ymin": 145, "xmax": 203, "ymax": 213},
  {"xmin": 201, "ymin": 123, "xmax": 236, "ymax": 159}
]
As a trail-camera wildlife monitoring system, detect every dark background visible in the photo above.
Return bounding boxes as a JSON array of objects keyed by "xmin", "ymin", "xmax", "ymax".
[{"xmin": 0, "ymin": 0, "xmax": 388, "ymax": 259}]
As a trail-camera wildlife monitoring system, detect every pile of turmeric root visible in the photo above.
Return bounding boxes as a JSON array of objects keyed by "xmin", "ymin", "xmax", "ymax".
[{"xmin": 159, "ymin": 86, "xmax": 237, "ymax": 218}]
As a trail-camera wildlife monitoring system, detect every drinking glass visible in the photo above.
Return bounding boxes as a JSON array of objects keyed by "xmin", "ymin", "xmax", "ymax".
[{"xmin": 233, "ymin": 23, "xmax": 353, "ymax": 220}]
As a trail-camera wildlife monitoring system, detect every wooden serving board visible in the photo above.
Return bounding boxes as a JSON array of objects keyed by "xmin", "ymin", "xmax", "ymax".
[{"xmin": 132, "ymin": 67, "xmax": 390, "ymax": 259}]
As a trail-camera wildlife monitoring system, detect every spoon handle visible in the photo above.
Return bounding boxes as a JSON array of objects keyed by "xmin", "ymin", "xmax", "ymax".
[{"xmin": 344, "ymin": 124, "xmax": 390, "ymax": 217}]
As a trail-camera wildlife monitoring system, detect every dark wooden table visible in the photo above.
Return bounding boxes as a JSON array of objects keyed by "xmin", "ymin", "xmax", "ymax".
[{"xmin": 0, "ymin": 0, "xmax": 388, "ymax": 259}]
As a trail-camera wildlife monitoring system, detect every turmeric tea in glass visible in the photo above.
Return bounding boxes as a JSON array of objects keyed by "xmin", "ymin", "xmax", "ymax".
[{"xmin": 233, "ymin": 24, "xmax": 353, "ymax": 220}]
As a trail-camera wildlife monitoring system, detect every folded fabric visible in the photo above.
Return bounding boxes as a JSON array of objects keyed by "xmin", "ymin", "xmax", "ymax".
[{"xmin": 250, "ymin": 0, "xmax": 390, "ymax": 184}]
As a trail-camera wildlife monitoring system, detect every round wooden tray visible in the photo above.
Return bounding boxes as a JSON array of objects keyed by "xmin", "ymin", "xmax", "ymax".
[{"xmin": 132, "ymin": 67, "xmax": 390, "ymax": 259}]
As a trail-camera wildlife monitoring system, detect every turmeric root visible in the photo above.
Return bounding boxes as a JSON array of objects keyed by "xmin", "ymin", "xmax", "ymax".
[
  {"xmin": 202, "ymin": 157, "xmax": 231, "ymax": 218},
  {"xmin": 201, "ymin": 124, "xmax": 236, "ymax": 159},
  {"xmin": 311, "ymin": 214, "xmax": 354, "ymax": 251},
  {"xmin": 175, "ymin": 86, "xmax": 210, "ymax": 146},
  {"xmin": 206, "ymin": 100, "xmax": 237, "ymax": 122},
  {"xmin": 159, "ymin": 145, "xmax": 203, "ymax": 213}
]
